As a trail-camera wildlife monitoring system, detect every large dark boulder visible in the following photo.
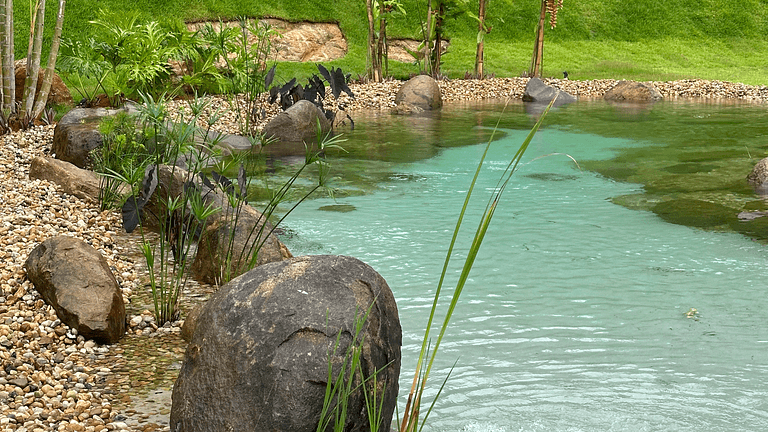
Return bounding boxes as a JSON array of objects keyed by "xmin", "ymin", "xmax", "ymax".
[
  {"xmin": 171, "ymin": 255, "xmax": 402, "ymax": 432},
  {"xmin": 392, "ymin": 75, "xmax": 443, "ymax": 114},
  {"xmin": 604, "ymin": 80, "xmax": 662, "ymax": 102},
  {"xmin": 24, "ymin": 236, "xmax": 126, "ymax": 344},
  {"xmin": 51, "ymin": 107, "xmax": 131, "ymax": 168},
  {"xmin": 522, "ymin": 77, "xmax": 577, "ymax": 106},
  {"xmin": 262, "ymin": 100, "xmax": 332, "ymax": 146}
]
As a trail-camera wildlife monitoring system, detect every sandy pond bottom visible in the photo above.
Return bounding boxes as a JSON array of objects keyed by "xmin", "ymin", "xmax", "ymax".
[{"xmin": 278, "ymin": 100, "xmax": 768, "ymax": 431}]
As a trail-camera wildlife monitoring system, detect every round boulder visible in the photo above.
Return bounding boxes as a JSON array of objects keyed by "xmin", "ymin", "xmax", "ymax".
[
  {"xmin": 170, "ymin": 255, "xmax": 402, "ymax": 432},
  {"xmin": 392, "ymin": 75, "xmax": 443, "ymax": 113},
  {"xmin": 191, "ymin": 203, "xmax": 293, "ymax": 285}
]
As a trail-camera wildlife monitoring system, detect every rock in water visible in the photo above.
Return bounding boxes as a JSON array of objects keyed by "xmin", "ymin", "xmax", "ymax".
[
  {"xmin": 262, "ymin": 99, "xmax": 332, "ymax": 145},
  {"xmin": 24, "ymin": 236, "xmax": 126, "ymax": 344},
  {"xmin": 392, "ymin": 75, "xmax": 443, "ymax": 114},
  {"xmin": 747, "ymin": 157, "xmax": 768, "ymax": 196},
  {"xmin": 170, "ymin": 255, "xmax": 402, "ymax": 432},
  {"xmin": 522, "ymin": 77, "xmax": 577, "ymax": 106},
  {"xmin": 604, "ymin": 80, "xmax": 663, "ymax": 101}
]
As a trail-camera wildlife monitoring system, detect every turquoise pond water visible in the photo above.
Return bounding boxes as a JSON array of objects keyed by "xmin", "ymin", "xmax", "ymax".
[{"xmin": 276, "ymin": 100, "xmax": 768, "ymax": 431}]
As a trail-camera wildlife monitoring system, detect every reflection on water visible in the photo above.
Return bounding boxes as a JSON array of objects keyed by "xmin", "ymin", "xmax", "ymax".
[{"xmin": 280, "ymin": 99, "xmax": 768, "ymax": 431}]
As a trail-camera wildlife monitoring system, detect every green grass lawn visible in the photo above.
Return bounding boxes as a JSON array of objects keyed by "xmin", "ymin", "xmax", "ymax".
[{"xmin": 10, "ymin": 0, "xmax": 768, "ymax": 86}]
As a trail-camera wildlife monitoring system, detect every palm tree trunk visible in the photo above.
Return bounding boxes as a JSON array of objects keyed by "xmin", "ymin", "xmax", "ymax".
[
  {"xmin": 7, "ymin": 0, "xmax": 13, "ymax": 113},
  {"xmin": 23, "ymin": 0, "xmax": 46, "ymax": 120},
  {"xmin": 32, "ymin": 0, "xmax": 65, "ymax": 120}
]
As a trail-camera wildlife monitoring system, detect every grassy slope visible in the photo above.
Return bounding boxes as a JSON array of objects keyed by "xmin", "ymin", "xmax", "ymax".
[{"xmin": 12, "ymin": 0, "xmax": 768, "ymax": 85}]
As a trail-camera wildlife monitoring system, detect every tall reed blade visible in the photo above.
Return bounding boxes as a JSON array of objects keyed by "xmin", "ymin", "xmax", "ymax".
[{"xmin": 401, "ymin": 95, "xmax": 557, "ymax": 431}]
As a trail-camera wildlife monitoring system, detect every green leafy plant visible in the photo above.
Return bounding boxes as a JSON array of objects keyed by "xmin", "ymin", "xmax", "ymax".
[
  {"xmin": 208, "ymin": 122, "xmax": 345, "ymax": 285},
  {"xmin": 398, "ymin": 97, "xmax": 556, "ymax": 432},
  {"xmin": 59, "ymin": 9, "xmax": 198, "ymax": 105},
  {"xmin": 104, "ymin": 92, "xmax": 341, "ymax": 322},
  {"xmin": 57, "ymin": 38, "xmax": 112, "ymax": 105},
  {"xmin": 91, "ymin": 112, "xmax": 148, "ymax": 210},
  {"xmin": 198, "ymin": 17, "xmax": 278, "ymax": 135},
  {"xmin": 104, "ymin": 93, "xmax": 225, "ymax": 324}
]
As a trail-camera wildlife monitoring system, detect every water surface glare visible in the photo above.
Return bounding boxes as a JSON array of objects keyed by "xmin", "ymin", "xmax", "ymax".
[{"xmin": 280, "ymin": 102, "xmax": 768, "ymax": 432}]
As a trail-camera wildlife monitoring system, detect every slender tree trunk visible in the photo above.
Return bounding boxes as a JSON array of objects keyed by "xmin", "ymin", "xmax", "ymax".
[
  {"xmin": 1, "ymin": 0, "xmax": 14, "ymax": 114},
  {"xmin": 23, "ymin": 0, "xmax": 46, "ymax": 120},
  {"xmin": 529, "ymin": 0, "xmax": 546, "ymax": 77},
  {"xmin": 7, "ymin": 0, "xmax": 13, "ymax": 113},
  {"xmin": 32, "ymin": 0, "xmax": 65, "ymax": 120},
  {"xmin": 432, "ymin": 1, "xmax": 444, "ymax": 78},
  {"xmin": 475, "ymin": 0, "xmax": 487, "ymax": 79},
  {"xmin": 366, "ymin": 0, "xmax": 381, "ymax": 82},
  {"xmin": 0, "ymin": 0, "xmax": 5, "ymax": 110},
  {"xmin": 376, "ymin": 0, "xmax": 386, "ymax": 80},
  {"xmin": 425, "ymin": 0, "xmax": 433, "ymax": 76}
]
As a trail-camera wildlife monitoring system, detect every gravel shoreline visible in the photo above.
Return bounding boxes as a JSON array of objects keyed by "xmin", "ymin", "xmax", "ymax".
[{"xmin": 2, "ymin": 77, "xmax": 767, "ymax": 432}]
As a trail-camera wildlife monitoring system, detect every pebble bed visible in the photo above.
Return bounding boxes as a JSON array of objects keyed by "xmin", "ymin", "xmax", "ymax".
[{"xmin": 2, "ymin": 77, "xmax": 767, "ymax": 432}]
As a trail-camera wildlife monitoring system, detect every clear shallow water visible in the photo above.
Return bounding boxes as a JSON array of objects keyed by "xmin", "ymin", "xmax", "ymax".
[{"xmin": 279, "ymin": 102, "xmax": 768, "ymax": 431}]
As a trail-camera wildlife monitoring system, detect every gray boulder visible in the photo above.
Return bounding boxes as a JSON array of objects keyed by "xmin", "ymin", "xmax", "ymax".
[
  {"xmin": 24, "ymin": 236, "xmax": 126, "ymax": 344},
  {"xmin": 170, "ymin": 255, "xmax": 402, "ymax": 432},
  {"xmin": 604, "ymin": 80, "xmax": 663, "ymax": 102},
  {"xmin": 392, "ymin": 75, "xmax": 443, "ymax": 114},
  {"xmin": 52, "ymin": 107, "xmax": 133, "ymax": 168},
  {"xmin": 262, "ymin": 100, "xmax": 332, "ymax": 145},
  {"xmin": 522, "ymin": 77, "xmax": 577, "ymax": 106}
]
